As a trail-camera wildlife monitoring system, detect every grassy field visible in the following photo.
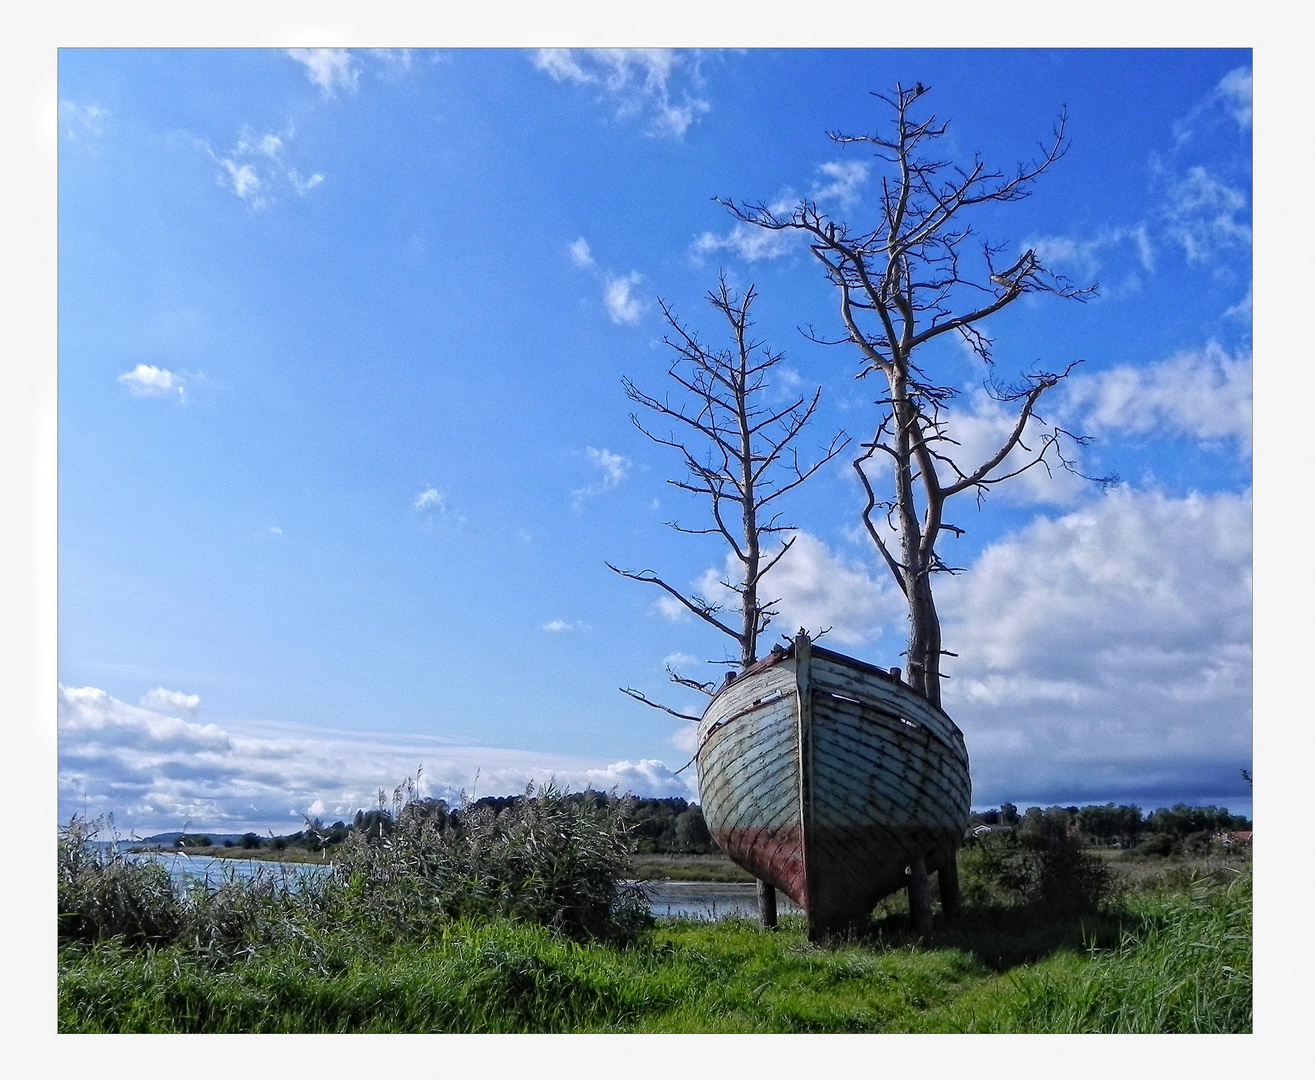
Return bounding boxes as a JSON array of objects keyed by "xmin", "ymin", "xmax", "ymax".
[
  {"xmin": 61, "ymin": 794, "xmax": 1250, "ymax": 1034},
  {"xmin": 58, "ymin": 863, "xmax": 1250, "ymax": 1033}
]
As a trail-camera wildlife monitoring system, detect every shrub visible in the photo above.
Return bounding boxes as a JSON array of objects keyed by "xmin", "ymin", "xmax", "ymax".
[
  {"xmin": 334, "ymin": 779, "xmax": 651, "ymax": 946},
  {"xmin": 960, "ymin": 812, "xmax": 1114, "ymax": 916},
  {"xmin": 59, "ymin": 816, "xmax": 181, "ymax": 947}
]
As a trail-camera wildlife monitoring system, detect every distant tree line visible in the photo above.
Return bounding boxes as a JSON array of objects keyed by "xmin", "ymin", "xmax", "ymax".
[
  {"xmin": 968, "ymin": 802, "xmax": 1252, "ymax": 856},
  {"xmin": 217, "ymin": 792, "xmax": 716, "ymax": 858}
]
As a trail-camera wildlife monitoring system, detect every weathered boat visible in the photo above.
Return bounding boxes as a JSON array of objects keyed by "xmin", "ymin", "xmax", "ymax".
[{"xmin": 696, "ymin": 630, "xmax": 970, "ymax": 938}]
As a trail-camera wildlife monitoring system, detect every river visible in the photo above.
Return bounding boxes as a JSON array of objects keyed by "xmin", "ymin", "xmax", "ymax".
[{"xmin": 124, "ymin": 851, "xmax": 801, "ymax": 921}]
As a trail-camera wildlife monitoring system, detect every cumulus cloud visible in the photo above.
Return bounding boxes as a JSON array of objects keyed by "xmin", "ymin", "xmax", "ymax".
[
  {"xmin": 202, "ymin": 126, "xmax": 324, "ymax": 210},
  {"xmin": 679, "ymin": 531, "xmax": 897, "ymax": 648},
  {"xmin": 603, "ymin": 272, "xmax": 646, "ymax": 324},
  {"xmin": 287, "ymin": 48, "xmax": 363, "ymax": 97},
  {"xmin": 533, "ymin": 48, "xmax": 710, "ymax": 138},
  {"xmin": 139, "ymin": 688, "xmax": 201, "ymax": 714},
  {"xmin": 58, "ymin": 685, "xmax": 695, "ymax": 833},
  {"xmin": 541, "ymin": 619, "xmax": 579, "ymax": 632},
  {"xmin": 119, "ymin": 364, "xmax": 185, "ymax": 401},
  {"xmin": 938, "ymin": 486, "xmax": 1251, "ymax": 807},
  {"xmin": 1060, "ymin": 343, "xmax": 1251, "ymax": 455}
]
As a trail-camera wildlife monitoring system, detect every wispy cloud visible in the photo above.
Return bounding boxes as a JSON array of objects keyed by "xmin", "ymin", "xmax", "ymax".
[
  {"xmin": 811, "ymin": 161, "xmax": 869, "ymax": 207},
  {"xmin": 691, "ymin": 222, "xmax": 797, "ymax": 263},
  {"xmin": 542, "ymin": 619, "xmax": 590, "ymax": 633},
  {"xmin": 60, "ymin": 100, "xmax": 108, "ymax": 139},
  {"xmin": 201, "ymin": 126, "xmax": 324, "ymax": 210},
  {"xmin": 413, "ymin": 487, "xmax": 444, "ymax": 511},
  {"xmin": 1174, "ymin": 66, "xmax": 1252, "ymax": 145},
  {"xmin": 1161, "ymin": 165, "xmax": 1250, "ymax": 264},
  {"xmin": 568, "ymin": 237, "xmax": 646, "ymax": 325},
  {"xmin": 58, "ymin": 685, "xmax": 696, "ymax": 833},
  {"xmin": 287, "ymin": 48, "xmax": 363, "ymax": 97},
  {"xmin": 533, "ymin": 48, "xmax": 710, "ymax": 138},
  {"xmin": 572, "ymin": 447, "xmax": 631, "ymax": 509},
  {"xmin": 119, "ymin": 364, "xmax": 186, "ymax": 402},
  {"xmin": 413, "ymin": 485, "xmax": 466, "ymax": 525}
]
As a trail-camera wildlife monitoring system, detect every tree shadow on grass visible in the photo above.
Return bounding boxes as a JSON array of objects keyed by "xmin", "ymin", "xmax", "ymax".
[{"xmin": 843, "ymin": 903, "xmax": 1162, "ymax": 973}]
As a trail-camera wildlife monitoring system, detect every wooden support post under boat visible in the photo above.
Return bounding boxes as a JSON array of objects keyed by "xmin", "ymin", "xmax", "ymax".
[
  {"xmin": 756, "ymin": 879, "xmax": 778, "ymax": 929},
  {"xmin": 907, "ymin": 854, "xmax": 933, "ymax": 937},
  {"xmin": 938, "ymin": 850, "xmax": 961, "ymax": 915}
]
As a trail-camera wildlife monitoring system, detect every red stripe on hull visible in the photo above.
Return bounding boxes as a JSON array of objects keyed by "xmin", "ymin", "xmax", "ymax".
[
  {"xmin": 711, "ymin": 825, "xmax": 805, "ymax": 904},
  {"xmin": 714, "ymin": 823, "xmax": 961, "ymax": 930}
]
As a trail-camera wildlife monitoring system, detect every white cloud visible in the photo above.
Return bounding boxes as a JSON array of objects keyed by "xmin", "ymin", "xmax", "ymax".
[
  {"xmin": 758, "ymin": 532, "xmax": 899, "ymax": 647},
  {"xmin": 269, "ymin": 526, "xmax": 283, "ymax": 536},
  {"xmin": 203, "ymin": 126, "xmax": 324, "ymax": 210},
  {"xmin": 568, "ymin": 237, "xmax": 596, "ymax": 268},
  {"xmin": 138, "ymin": 688, "xmax": 202, "ymax": 714},
  {"xmin": 812, "ymin": 161, "xmax": 869, "ymax": 207},
  {"xmin": 938, "ymin": 487, "xmax": 1251, "ymax": 807},
  {"xmin": 1028, "ymin": 225, "xmax": 1155, "ymax": 277},
  {"xmin": 572, "ymin": 447, "xmax": 631, "ymax": 508},
  {"xmin": 587, "ymin": 447, "xmax": 629, "ymax": 487},
  {"xmin": 542, "ymin": 620, "xmax": 575, "ymax": 632},
  {"xmin": 1174, "ymin": 66, "xmax": 1252, "ymax": 145},
  {"xmin": 287, "ymin": 48, "xmax": 362, "ymax": 97},
  {"xmin": 692, "ymin": 222, "xmax": 797, "ymax": 263},
  {"xmin": 60, "ymin": 100, "xmax": 108, "ymax": 138},
  {"xmin": 603, "ymin": 272, "xmax": 646, "ymax": 324},
  {"xmin": 1162, "ymin": 165, "xmax": 1250, "ymax": 264},
  {"xmin": 1215, "ymin": 67, "xmax": 1253, "ymax": 130},
  {"xmin": 58, "ymin": 685, "xmax": 696, "ymax": 833},
  {"xmin": 118, "ymin": 364, "xmax": 185, "ymax": 401},
  {"xmin": 1060, "ymin": 343, "xmax": 1251, "ymax": 455},
  {"xmin": 413, "ymin": 487, "xmax": 444, "ymax": 510},
  {"xmin": 680, "ymin": 531, "xmax": 897, "ymax": 648},
  {"xmin": 533, "ymin": 48, "xmax": 710, "ymax": 138}
]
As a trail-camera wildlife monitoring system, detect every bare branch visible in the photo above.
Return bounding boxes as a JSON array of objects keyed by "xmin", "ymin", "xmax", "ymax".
[{"xmin": 618, "ymin": 687, "xmax": 702, "ymax": 722}]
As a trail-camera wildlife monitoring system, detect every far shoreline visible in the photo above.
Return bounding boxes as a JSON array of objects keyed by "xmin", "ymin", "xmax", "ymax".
[{"xmin": 127, "ymin": 845, "xmax": 756, "ymax": 882}]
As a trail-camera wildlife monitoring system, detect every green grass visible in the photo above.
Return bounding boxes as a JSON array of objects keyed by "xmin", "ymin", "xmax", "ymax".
[{"xmin": 59, "ymin": 873, "xmax": 1251, "ymax": 1033}]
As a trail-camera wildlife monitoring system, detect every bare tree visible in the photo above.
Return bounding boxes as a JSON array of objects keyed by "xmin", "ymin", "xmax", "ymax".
[
  {"xmin": 608, "ymin": 276, "xmax": 848, "ymax": 719},
  {"xmin": 609, "ymin": 277, "xmax": 848, "ymax": 929},
  {"xmin": 720, "ymin": 83, "xmax": 1109, "ymax": 708}
]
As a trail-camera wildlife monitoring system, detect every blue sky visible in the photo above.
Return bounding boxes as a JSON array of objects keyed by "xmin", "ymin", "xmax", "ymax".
[{"xmin": 56, "ymin": 48, "xmax": 1252, "ymax": 833}]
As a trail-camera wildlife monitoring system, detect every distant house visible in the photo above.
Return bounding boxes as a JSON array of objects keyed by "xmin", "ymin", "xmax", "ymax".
[
  {"xmin": 1213, "ymin": 830, "xmax": 1252, "ymax": 849},
  {"xmin": 968, "ymin": 824, "xmax": 1015, "ymax": 839}
]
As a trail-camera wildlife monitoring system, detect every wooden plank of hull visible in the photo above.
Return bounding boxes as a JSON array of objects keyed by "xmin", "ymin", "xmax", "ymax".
[
  {"xmin": 696, "ymin": 641, "xmax": 970, "ymax": 934},
  {"xmin": 697, "ymin": 661, "xmax": 805, "ymax": 902}
]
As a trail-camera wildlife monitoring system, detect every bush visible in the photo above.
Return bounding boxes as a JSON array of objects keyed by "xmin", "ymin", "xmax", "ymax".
[
  {"xmin": 960, "ymin": 811, "xmax": 1114, "ymax": 917},
  {"xmin": 335, "ymin": 779, "xmax": 651, "ymax": 945},
  {"xmin": 59, "ymin": 817, "xmax": 181, "ymax": 948}
]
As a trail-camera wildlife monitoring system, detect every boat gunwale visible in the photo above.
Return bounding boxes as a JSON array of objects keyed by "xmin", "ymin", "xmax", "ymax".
[{"xmin": 701, "ymin": 640, "xmax": 965, "ymax": 745}]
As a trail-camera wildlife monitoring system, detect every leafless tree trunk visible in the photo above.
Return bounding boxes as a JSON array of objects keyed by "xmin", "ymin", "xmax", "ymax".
[
  {"xmin": 609, "ymin": 277, "xmax": 848, "ymax": 928},
  {"xmin": 720, "ymin": 83, "xmax": 1108, "ymax": 708}
]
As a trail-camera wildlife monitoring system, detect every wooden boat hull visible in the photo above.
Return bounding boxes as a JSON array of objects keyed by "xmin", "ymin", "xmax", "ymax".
[{"xmin": 695, "ymin": 634, "xmax": 970, "ymax": 937}]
